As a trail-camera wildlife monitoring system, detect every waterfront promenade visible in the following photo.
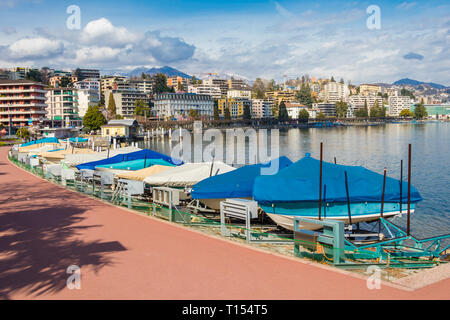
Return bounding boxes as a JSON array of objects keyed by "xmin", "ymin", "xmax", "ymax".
[{"xmin": 0, "ymin": 147, "xmax": 449, "ymax": 300}]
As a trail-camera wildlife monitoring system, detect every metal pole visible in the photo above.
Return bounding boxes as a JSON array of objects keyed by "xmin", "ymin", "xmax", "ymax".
[
  {"xmin": 381, "ymin": 168, "xmax": 387, "ymax": 217},
  {"xmin": 400, "ymin": 160, "xmax": 403, "ymax": 215},
  {"xmin": 144, "ymin": 154, "xmax": 147, "ymax": 168},
  {"xmin": 334, "ymin": 157, "xmax": 337, "ymax": 165},
  {"xmin": 407, "ymin": 144, "xmax": 411, "ymax": 236},
  {"xmin": 344, "ymin": 171, "xmax": 352, "ymax": 225},
  {"xmin": 318, "ymin": 142, "xmax": 323, "ymax": 220}
]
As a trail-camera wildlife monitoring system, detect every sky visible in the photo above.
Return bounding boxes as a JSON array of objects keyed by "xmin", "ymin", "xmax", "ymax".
[{"xmin": 0, "ymin": 0, "xmax": 449, "ymax": 85}]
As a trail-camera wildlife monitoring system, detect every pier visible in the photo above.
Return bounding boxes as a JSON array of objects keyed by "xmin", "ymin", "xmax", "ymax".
[{"xmin": 1, "ymin": 146, "xmax": 449, "ymax": 299}]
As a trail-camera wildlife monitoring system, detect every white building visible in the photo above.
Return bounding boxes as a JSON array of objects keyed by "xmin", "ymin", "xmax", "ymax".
[
  {"xmin": 202, "ymin": 78, "xmax": 229, "ymax": 95},
  {"xmin": 227, "ymin": 89, "xmax": 251, "ymax": 99},
  {"xmin": 251, "ymin": 99, "xmax": 273, "ymax": 118},
  {"xmin": 285, "ymin": 102, "xmax": 308, "ymax": 119},
  {"xmin": 129, "ymin": 79, "xmax": 153, "ymax": 94},
  {"xmin": 347, "ymin": 95, "xmax": 383, "ymax": 113},
  {"xmin": 388, "ymin": 96, "xmax": 412, "ymax": 116},
  {"xmin": 153, "ymin": 93, "xmax": 214, "ymax": 119},
  {"xmin": 188, "ymin": 84, "xmax": 222, "ymax": 100},
  {"xmin": 45, "ymin": 88, "xmax": 81, "ymax": 127},
  {"xmin": 77, "ymin": 89, "xmax": 100, "ymax": 118},
  {"xmin": 320, "ymin": 82, "xmax": 350, "ymax": 103}
]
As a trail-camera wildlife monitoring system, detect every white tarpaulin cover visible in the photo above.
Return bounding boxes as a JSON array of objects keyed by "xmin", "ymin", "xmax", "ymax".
[
  {"xmin": 143, "ymin": 162, "xmax": 235, "ymax": 187},
  {"xmin": 62, "ymin": 146, "xmax": 141, "ymax": 167}
]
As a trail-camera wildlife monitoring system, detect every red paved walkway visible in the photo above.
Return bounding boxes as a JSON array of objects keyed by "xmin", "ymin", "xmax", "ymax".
[{"xmin": 0, "ymin": 147, "xmax": 449, "ymax": 300}]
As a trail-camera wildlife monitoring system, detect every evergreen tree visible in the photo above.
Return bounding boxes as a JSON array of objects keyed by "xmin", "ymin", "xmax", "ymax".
[
  {"xmin": 60, "ymin": 76, "xmax": 72, "ymax": 88},
  {"xmin": 335, "ymin": 101, "xmax": 348, "ymax": 118},
  {"xmin": 213, "ymin": 103, "xmax": 220, "ymax": 120},
  {"xmin": 414, "ymin": 99, "xmax": 428, "ymax": 119},
  {"xmin": 296, "ymin": 83, "xmax": 314, "ymax": 106},
  {"xmin": 224, "ymin": 106, "xmax": 231, "ymax": 120},
  {"xmin": 107, "ymin": 92, "xmax": 116, "ymax": 117},
  {"xmin": 26, "ymin": 69, "xmax": 42, "ymax": 82},
  {"xmin": 278, "ymin": 101, "xmax": 289, "ymax": 121},
  {"xmin": 243, "ymin": 104, "xmax": 251, "ymax": 120},
  {"xmin": 330, "ymin": 76, "xmax": 336, "ymax": 82},
  {"xmin": 153, "ymin": 73, "xmax": 172, "ymax": 93},
  {"xmin": 83, "ymin": 105, "xmax": 107, "ymax": 132},
  {"xmin": 399, "ymin": 109, "xmax": 414, "ymax": 117},
  {"xmin": 316, "ymin": 112, "xmax": 326, "ymax": 120},
  {"xmin": 133, "ymin": 99, "xmax": 150, "ymax": 117}
]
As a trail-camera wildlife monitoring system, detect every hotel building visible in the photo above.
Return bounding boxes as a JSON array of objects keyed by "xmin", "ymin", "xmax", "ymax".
[
  {"xmin": 0, "ymin": 80, "xmax": 47, "ymax": 128},
  {"xmin": 153, "ymin": 93, "xmax": 214, "ymax": 119},
  {"xmin": 45, "ymin": 88, "xmax": 82, "ymax": 127}
]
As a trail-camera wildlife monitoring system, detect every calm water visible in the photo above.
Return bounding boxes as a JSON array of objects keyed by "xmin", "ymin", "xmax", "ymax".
[{"xmin": 141, "ymin": 123, "xmax": 450, "ymax": 239}]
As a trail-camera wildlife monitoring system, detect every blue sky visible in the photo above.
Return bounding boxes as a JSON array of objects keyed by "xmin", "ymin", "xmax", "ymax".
[{"xmin": 0, "ymin": 0, "xmax": 449, "ymax": 85}]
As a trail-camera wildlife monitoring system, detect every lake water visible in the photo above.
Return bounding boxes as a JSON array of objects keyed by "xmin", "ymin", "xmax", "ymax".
[{"xmin": 140, "ymin": 122, "xmax": 450, "ymax": 239}]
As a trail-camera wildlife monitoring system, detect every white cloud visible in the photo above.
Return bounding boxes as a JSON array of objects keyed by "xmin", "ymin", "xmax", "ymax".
[
  {"xmin": 80, "ymin": 18, "xmax": 142, "ymax": 47},
  {"xmin": 74, "ymin": 47, "xmax": 122, "ymax": 63},
  {"xmin": 6, "ymin": 37, "xmax": 63, "ymax": 60}
]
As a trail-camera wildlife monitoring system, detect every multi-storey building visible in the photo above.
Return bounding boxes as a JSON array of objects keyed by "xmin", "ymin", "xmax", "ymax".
[
  {"xmin": 101, "ymin": 76, "xmax": 128, "ymax": 95},
  {"xmin": 0, "ymin": 80, "xmax": 47, "ymax": 128},
  {"xmin": 49, "ymin": 75, "xmax": 78, "ymax": 88},
  {"xmin": 388, "ymin": 96, "xmax": 412, "ymax": 116},
  {"xmin": 167, "ymin": 76, "xmax": 192, "ymax": 91},
  {"xmin": 320, "ymin": 82, "xmax": 350, "ymax": 103},
  {"xmin": 227, "ymin": 90, "xmax": 251, "ymax": 99},
  {"xmin": 359, "ymin": 84, "xmax": 382, "ymax": 96},
  {"xmin": 313, "ymin": 103, "xmax": 336, "ymax": 117},
  {"xmin": 153, "ymin": 93, "xmax": 213, "ymax": 119},
  {"xmin": 265, "ymin": 90, "xmax": 296, "ymax": 104},
  {"xmin": 75, "ymin": 69, "xmax": 101, "ymax": 81},
  {"xmin": 8, "ymin": 67, "xmax": 31, "ymax": 80},
  {"xmin": 203, "ymin": 79, "xmax": 229, "ymax": 96},
  {"xmin": 45, "ymin": 88, "xmax": 82, "ymax": 127},
  {"xmin": 251, "ymin": 99, "xmax": 273, "ymax": 118},
  {"xmin": 228, "ymin": 78, "xmax": 248, "ymax": 90},
  {"xmin": 188, "ymin": 84, "xmax": 222, "ymax": 100},
  {"xmin": 347, "ymin": 95, "xmax": 383, "ymax": 113},
  {"xmin": 218, "ymin": 97, "xmax": 252, "ymax": 118},
  {"xmin": 105, "ymin": 90, "xmax": 152, "ymax": 118},
  {"xmin": 285, "ymin": 102, "xmax": 309, "ymax": 119},
  {"xmin": 129, "ymin": 79, "xmax": 153, "ymax": 94}
]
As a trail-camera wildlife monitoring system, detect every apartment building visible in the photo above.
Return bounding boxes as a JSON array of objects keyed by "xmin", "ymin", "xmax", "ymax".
[
  {"xmin": 228, "ymin": 78, "xmax": 248, "ymax": 90},
  {"xmin": 388, "ymin": 96, "xmax": 412, "ymax": 116},
  {"xmin": 0, "ymin": 80, "xmax": 47, "ymax": 128},
  {"xmin": 76, "ymin": 69, "xmax": 101, "ymax": 81},
  {"xmin": 188, "ymin": 84, "xmax": 222, "ymax": 100},
  {"xmin": 105, "ymin": 90, "xmax": 152, "ymax": 118},
  {"xmin": 167, "ymin": 76, "xmax": 192, "ymax": 91},
  {"xmin": 77, "ymin": 89, "xmax": 100, "ymax": 118},
  {"xmin": 101, "ymin": 76, "xmax": 128, "ymax": 95},
  {"xmin": 285, "ymin": 102, "xmax": 309, "ymax": 119},
  {"xmin": 313, "ymin": 103, "xmax": 336, "ymax": 117},
  {"xmin": 359, "ymin": 84, "xmax": 382, "ymax": 96},
  {"xmin": 129, "ymin": 79, "xmax": 153, "ymax": 94},
  {"xmin": 203, "ymin": 79, "xmax": 229, "ymax": 96},
  {"xmin": 227, "ymin": 90, "xmax": 251, "ymax": 99},
  {"xmin": 347, "ymin": 95, "xmax": 383, "ymax": 112},
  {"xmin": 251, "ymin": 99, "xmax": 273, "ymax": 118},
  {"xmin": 46, "ymin": 88, "xmax": 82, "ymax": 127},
  {"xmin": 218, "ymin": 97, "xmax": 252, "ymax": 118},
  {"xmin": 153, "ymin": 93, "xmax": 213, "ymax": 119},
  {"xmin": 320, "ymin": 82, "xmax": 350, "ymax": 103},
  {"xmin": 49, "ymin": 75, "xmax": 78, "ymax": 87},
  {"xmin": 265, "ymin": 90, "xmax": 296, "ymax": 104}
]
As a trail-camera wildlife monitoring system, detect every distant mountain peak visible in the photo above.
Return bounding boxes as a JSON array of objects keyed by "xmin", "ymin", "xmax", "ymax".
[
  {"xmin": 393, "ymin": 78, "xmax": 446, "ymax": 89},
  {"xmin": 128, "ymin": 66, "xmax": 191, "ymax": 78}
]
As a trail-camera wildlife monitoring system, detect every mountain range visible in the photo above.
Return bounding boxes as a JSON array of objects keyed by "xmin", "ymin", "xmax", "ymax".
[
  {"xmin": 127, "ymin": 66, "xmax": 191, "ymax": 78},
  {"xmin": 392, "ymin": 78, "xmax": 447, "ymax": 89}
]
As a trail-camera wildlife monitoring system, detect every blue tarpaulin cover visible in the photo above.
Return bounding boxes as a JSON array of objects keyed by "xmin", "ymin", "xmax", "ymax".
[
  {"xmin": 191, "ymin": 156, "xmax": 293, "ymax": 199},
  {"xmin": 21, "ymin": 138, "xmax": 59, "ymax": 147},
  {"xmin": 64, "ymin": 137, "xmax": 88, "ymax": 143},
  {"xmin": 95, "ymin": 158, "xmax": 176, "ymax": 170},
  {"xmin": 76, "ymin": 149, "xmax": 182, "ymax": 170},
  {"xmin": 253, "ymin": 155, "xmax": 422, "ymax": 204}
]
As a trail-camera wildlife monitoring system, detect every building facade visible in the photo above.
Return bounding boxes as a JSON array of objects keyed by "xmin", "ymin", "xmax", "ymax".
[
  {"xmin": 203, "ymin": 79, "xmax": 229, "ymax": 96},
  {"xmin": 153, "ymin": 93, "xmax": 214, "ymax": 119},
  {"xmin": 313, "ymin": 103, "xmax": 336, "ymax": 117},
  {"xmin": 218, "ymin": 98, "xmax": 252, "ymax": 118},
  {"xmin": 320, "ymin": 82, "xmax": 350, "ymax": 103},
  {"xmin": 251, "ymin": 99, "xmax": 273, "ymax": 118},
  {"xmin": 347, "ymin": 95, "xmax": 383, "ymax": 113},
  {"xmin": 105, "ymin": 90, "xmax": 152, "ymax": 118},
  {"xmin": 188, "ymin": 84, "xmax": 222, "ymax": 100},
  {"xmin": 45, "ymin": 88, "xmax": 82, "ymax": 127},
  {"xmin": 388, "ymin": 96, "xmax": 412, "ymax": 116},
  {"xmin": 227, "ymin": 90, "xmax": 251, "ymax": 99},
  {"xmin": 359, "ymin": 84, "xmax": 382, "ymax": 96},
  {"xmin": 0, "ymin": 80, "xmax": 47, "ymax": 128}
]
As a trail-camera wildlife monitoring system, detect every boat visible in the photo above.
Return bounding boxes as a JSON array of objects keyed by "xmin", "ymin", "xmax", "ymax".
[
  {"xmin": 190, "ymin": 157, "xmax": 293, "ymax": 210},
  {"xmin": 253, "ymin": 154, "xmax": 423, "ymax": 231},
  {"xmin": 116, "ymin": 165, "xmax": 174, "ymax": 181},
  {"xmin": 95, "ymin": 158, "xmax": 175, "ymax": 171},
  {"xmin": 61, "ymin": 146, "xmax": 141, "ymax": 168},
  {"xmin": 76, "ymin": 149, "xmax": 182, "ymax": 171},
  {"xmin": 143, "ymin": 161, "xmax": 235, "ymax": 188}
]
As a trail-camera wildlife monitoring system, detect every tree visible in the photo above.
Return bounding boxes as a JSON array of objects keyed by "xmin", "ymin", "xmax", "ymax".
[
  {"xmin": 278, "ymin": 102, "xmax": 289, "ymax": 121},
  {"xmin": 355, "ymin": 101, "xmax": 369, "ymax": 118},
  {"xmin": 153, "ymin": 73, "xmax": 172, "ymax": 94},
  {"xmin": 296, "ymin": 83, "xmax": 314, "ymax": 106},
  {"xmin": 252, "ymin": 78, "xmax": 266, "ymax": 99},
  {"xmin": 316, "ymin": 112, "xmax": 326, "ymax": 120},
  {"xmin": 330, "ymin": 76, "xmax": 336, "ymax": 82},
  {"xmin": 133, "ymin": 99, "xmax": 150, "ymax": 117},
  {"xmin": 16, "ymin": 127, "xmax": 30, "ymax": 140},
  {"xmin": 83, "ymin": 105, "xmax": 107, "ymax": 132},
  {"xmin": 335, "ymin": 101, "xmax": 348, "ymax": 118},
  {"xmin": 400, "ymin": 88, "xmax": 415, "ymax": 100},
  {"xmin": 339, "ymin": 78, "xmax": 344, "ymax": 84},
  {"xmin": 60, "ymin": 76, "xmax": 72, "ymax": 88},
  {"xmin": 107, "ymin": 92, "xmax": 116, "ymax": 117},
  {"xmin": 224, "ymin": 106, "xmax": 231, "ymax": 120},
  {"xmin": 399, "ymin": 109, "xmax": 414, "ymax": 118},
  {"xmin": 26, "ymin": 69, "xmax": 42, "ymax": 82},
  {"xmin": 243, "ymin": 104, "xmax": 251, "ymax": 120},
  {"xmin": 414, "ymin": 99, "xmax": 428, "ymax": 119},
  {"xmin": 298, "ymin": 109, "xmax": 310, "ymax": 121},
  {"xmin": 369, "ymin": 101, "xmax": 381, "ymax": 118},
  {"xmin": 188, "ymin": 109, "xmax": 199, "ymax": 118},
  {"xmin": 213, "ymin": 101, "xmax": 220, "ymax": 120}
]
